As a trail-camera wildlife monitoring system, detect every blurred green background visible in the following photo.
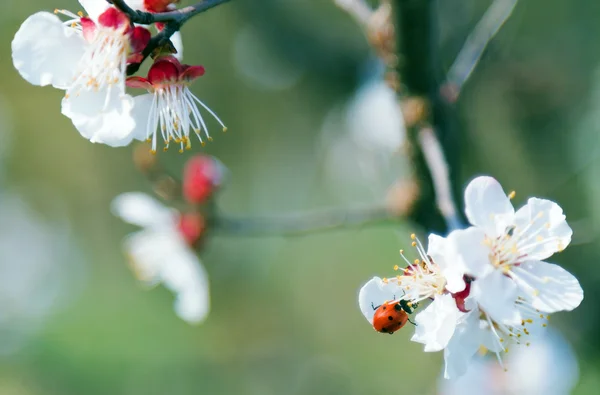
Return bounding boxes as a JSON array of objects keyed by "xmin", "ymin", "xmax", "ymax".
[{"xmin": 1, "ymin": 0, "xmax": 600, "ymax": 394}]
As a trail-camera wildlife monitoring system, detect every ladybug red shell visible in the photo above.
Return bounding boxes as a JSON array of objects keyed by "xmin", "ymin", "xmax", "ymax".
[{"xmin": 372, "ymin": 301, "xmax": 409, "ymax": 334}]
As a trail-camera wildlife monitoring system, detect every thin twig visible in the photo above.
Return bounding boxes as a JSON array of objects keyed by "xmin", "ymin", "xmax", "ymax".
[
  {"xmin": 333, "ymin": 0, "xmax": 373, "ymax": 25},
  {"xmin": 110, "ymin": 0, "xmax": 231, "ymax": 24},
  {"xmin": 442, "ymin": 0, "xmax": 518, "ymax": 102},
  {"xmin": 417, "ymin": 127, "xmax": 462, "ymax": 230},
  {"xmin": 209, "ymin": 205, "xmax": 396, "ymax": 237},
  {"xmin": 109, "ymin": 0, "xmax": 232, "ymax": 74}
]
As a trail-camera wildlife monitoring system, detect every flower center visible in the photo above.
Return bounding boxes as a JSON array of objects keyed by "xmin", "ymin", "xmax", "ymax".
[
  {"xmin": 69, "ymin": 27, "xmax": 128, "ymax": 98},
  {"xmin": 146, "ymin": 84, "xmax": 226, "ymax": 154}
]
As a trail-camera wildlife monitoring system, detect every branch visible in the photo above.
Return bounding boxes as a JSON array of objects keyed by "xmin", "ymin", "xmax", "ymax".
[
  {"xmin": 209, "ymin": 205, "xmax": 396, "ymax": 237},
  {"xmin": 109, "ymin": 0, "xmax": 232, "ymax": 74},
  {"xmin": 417, "ymin": 127, "xmax": 461, "ymax": 230},
  {"xmin": 333, "ymin": 0, "xmax": 373, "ymax": 25},
  {"xmin": 394, "ymin": 0, "xmax": 464, "ymax": 233},
  {"xmin": 110, "ymin": 0, "xmax": 231, "ymax": 24},
  {"xmin": 442, "ymin": 0, "xmax": 518, "ymax": 102}
]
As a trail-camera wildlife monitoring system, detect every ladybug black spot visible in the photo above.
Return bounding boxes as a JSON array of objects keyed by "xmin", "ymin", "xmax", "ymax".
[
  {"xmin": 382, "ymin": 306, "xmax": 386, "ymax": 310},
  {"xmin": 381, "ymin": 327, "xmax": 388, "ymax": 333},
  {"xmin": 388, "ymin": 316, "xmax": 394, "ymax": 321},
  {"xmin": 394, "ymin": 304, "xmax": 402, "ymax": 312}
]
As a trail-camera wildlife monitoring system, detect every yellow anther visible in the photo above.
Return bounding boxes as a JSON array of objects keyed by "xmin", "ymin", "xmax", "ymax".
[
  {"xmin": 54, "ymin": 9, "xmax": 60, "ymax": 13},
  {"xmin": 410, "ymin": 233, "xmax": 416, "ymax": 240},
  {"xmin": 201, "ymin": 141, "xmax": 206, "ymax": 147},
  {"xmin": 545, "ymin": 222, "xmax": 551, "ymax": 229},
  {"xmin": 178, "ymin": 148, "xmax": 184, "ymax": 153},
  {"xmin": 77, "ymin": 11, "xmax": 84, "ymax": 17},
  {"xmin": 526, "ymin": 342, "xmax": 531, "ymax": 346},
  {"xmin": 532, "ymin": 289, "xmax": 540, "ymax": 296},
  {"xmin": 478, "ymin": 345, "xmax": 488, "ymax": 356},
  {"xmin": 150, "ymin": 149, "xmax": 157, "ymax": 155},
  {"xmin": 399, "ymin": 249, "xmax": 404, "ymax": 254},
  {"xmin": 413, "ymin": 259, "xmax": 420, "ymax": 265},
  {"xmin": 382, "ymin": 277, "xmax": 388, "ymax": 283},
  {"xmin": 208, "ymin": 136, "xmax": 214, "ymax": 142},
  {"xmin": 504, "ymin": 348, "xmax": 509, "ymax": 353},
  {"xmin": 540, "ymin": 314, "xmax": 544, "ymax": 318},
  {"xmin": 536, "ymin": 235, "xmax": 544, "ymax": 242},
  {"xmin": 542, "ymin": 324, "xmax": 547, "ymax": 327},
  {"xmin": 525, "ymin": 319, "xmax": 533, "ymax": 324},
  {"xmin": 499, "ymin": 338, "xmax": 504, "ymax": 342},
  {"xmin": 393, "ymin": 265, "xmax": 399, "ymax": 271},
  {"xmin": 537, "ymin": 212, "xmax": 544, "ymax": 218},
  {"xmin": 508, "ymin": 191, "xmax": 516, "ymax": 199},
  {"xmin": 411, "ymin": 241, "xmax": 417, "ymax": 247},
  {"xmin": 162, "ymin": 147, "xmax": 168, "ymax": 152},
  {"xmin": 222, "ymin": 127, "xmax": 228, "ymax": 132}
]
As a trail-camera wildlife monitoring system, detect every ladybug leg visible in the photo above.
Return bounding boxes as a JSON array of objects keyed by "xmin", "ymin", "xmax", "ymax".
[
  {"xmin": 371, "ymin": 302, "xmax": 382, "ymax": 310},
  {"xmin": 407, "ymin": 317, "xmax": 417, "ymax": 326}
]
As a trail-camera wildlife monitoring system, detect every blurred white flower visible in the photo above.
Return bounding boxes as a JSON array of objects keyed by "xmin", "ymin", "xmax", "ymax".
[
  {"xmin": 0, "ymin": 192, "xmax": 81, "ymax": 354},
  {"xmin": 346, "ymin": 80, "xmax": 405, "ymax": 154},
  {"xmin": 452, "ymin": 176, "xmax": 582, "ymax": 322},
  {"xmin": 112, "ymin": 192, "xmax": 210, "ymax": 324},
  {"xmin": 321, "ymin": 78, "xmax": 408, "ymax": 203},
  {"xmin": 439, "ymin": 329, "xmax": 579, "ymax": 395},
  {"xmin": 12, "ymin": 2, "xmax": 150, "ymax": 146}
]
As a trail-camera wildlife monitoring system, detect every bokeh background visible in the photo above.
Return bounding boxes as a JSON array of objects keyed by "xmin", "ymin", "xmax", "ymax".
[{"xmin": 1, "ymin": 0, "xmax": 600, "ymax": 393}]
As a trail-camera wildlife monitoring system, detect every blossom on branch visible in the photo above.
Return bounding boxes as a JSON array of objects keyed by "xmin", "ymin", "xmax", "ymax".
[
  {"xmin": 357, "ymin": 175, "xmax": 583, "ymax": 379},
  {"xmin": 112, "ymin": 192, "xmax": 209, "ymax": 324},
  {"xmin": 12, "ymin": 1, "xmax": 151, "ymax": 146},
  {"xmin": 127, "ymin": 55, "xmax": 226, "ymax": 153}
]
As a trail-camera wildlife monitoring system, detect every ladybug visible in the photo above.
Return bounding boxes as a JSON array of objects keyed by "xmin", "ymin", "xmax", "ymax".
[{"xmin": 371, "ymin": 299, "xmax": 417, "ymax": 335}]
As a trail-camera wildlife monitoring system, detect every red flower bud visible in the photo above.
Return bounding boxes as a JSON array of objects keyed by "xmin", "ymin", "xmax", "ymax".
[
  {"xmin": 178, "ymin": 212, "xmax": 205, "ymax": 246},
  {"xmin": 182, "ymin": 155, "xmax": 225, "ymax": 204}
]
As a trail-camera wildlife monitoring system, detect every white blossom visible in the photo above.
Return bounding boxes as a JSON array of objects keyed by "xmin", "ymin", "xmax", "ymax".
[
  {"xmin": 112, "ymin": 192, "xmax": 210, "ymax": 324},
  {"xmin": 11, "ymin": 1, "xmax": 150, "ymax": 146}
]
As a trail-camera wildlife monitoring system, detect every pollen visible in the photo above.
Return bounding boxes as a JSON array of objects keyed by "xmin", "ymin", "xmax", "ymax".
[{"xmin": 508, "ymin": 190, "xmax": 516, "ymax": 199}]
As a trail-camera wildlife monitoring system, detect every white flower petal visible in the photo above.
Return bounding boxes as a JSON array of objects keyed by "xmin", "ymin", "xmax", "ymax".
[
  {"xmin": 411, "ymin": 294, "xmax": 460, "ymax": 352},
  {"xmin": 79, "ymin": 0, "xmax": 110, "ymax": 21},
  {"xmin": 513, "ymin": 198, "xmax": 572, "ymax": 261},
  {"xmin": 62, "ymin": 87, "xmax": 136, "ymax": 146},
  {"xmin": 162, "ymin": 250, "xmax": 210, "ymax": 324},
  {"xmin": 478, "ymin": 319, "xmax": 504, "ymax": 353},
  {"xmin": 443, "ymin": 309, "xmax": 482, "ymax": 379},
  {"xmin": 428, "ymin": 233, "xmax": 466, "ymax": 293},
  {"xmin": 12, "ymin": 12, "xmax": 84, "ymax": 89},
  {"xmin": 447, "ymin": 227, "xmax": 492, "ymax": 279},
  {"xmin": 124, "ymin": 229, "xmax": 210, "ymax": 324},
  {"xmin": 464, "ymin": 176, "xmax": 514, "ymax": 238},
  {"xmin": 131, "ymin": 94, "xmax": 154, "ymax": 141},
  {"xmin": 511, "ymin": 261, "xmax": 583, "ymax": 313},
  {"xmin": 170, "ymin": 31, "xmax": 184, "ymax": 60},
  {"xmin": 112, "ymin": 192, "xmax": 177, "ymax": 229},
  {"xmin": 125, "ymin": 230, "xmax": 173, "ymax": 285},
  {"xmin": 358, "ymin": 277, "xmax": 402, "ymax": 323},
  {"xmin": 472, "ymin": 271, "xmax": 521, "ymax": 325}
]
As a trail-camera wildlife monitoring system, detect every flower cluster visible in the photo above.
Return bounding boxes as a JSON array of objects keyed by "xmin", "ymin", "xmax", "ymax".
[
  {"xmin": 359, "ymin": 176, "xmax": 583, "ymax": 379},
  {"xmin": 11, "ymin": 0, "xmax": 225, "ymax": 151},
  {"xmin": 112, "ymin": 154, "xmax": 225, "ymax": 323}
]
